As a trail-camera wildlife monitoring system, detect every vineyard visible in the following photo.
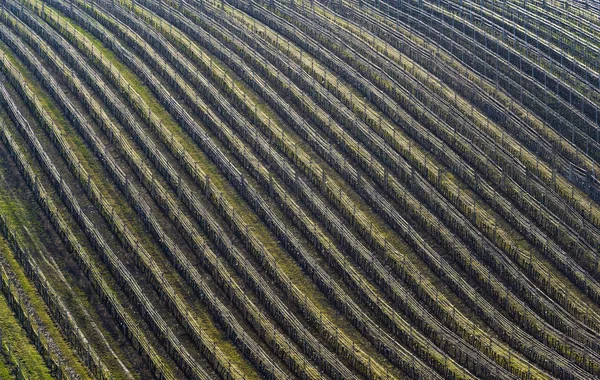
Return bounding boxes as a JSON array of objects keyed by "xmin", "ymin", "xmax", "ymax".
[{"xmin": 0, "ymin": 0, "xmax": 597, "ymax": 378}]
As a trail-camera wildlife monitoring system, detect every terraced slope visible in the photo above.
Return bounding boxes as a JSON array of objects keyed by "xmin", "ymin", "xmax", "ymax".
[{"xmin": 0, "ymin": 0, "xmax": 598, "ymax": 378}]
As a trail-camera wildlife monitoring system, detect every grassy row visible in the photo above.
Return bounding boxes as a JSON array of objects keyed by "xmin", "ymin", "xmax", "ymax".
[{"xmin": 0, "ymin": 268, "xmax": 53, "ymax": 380}]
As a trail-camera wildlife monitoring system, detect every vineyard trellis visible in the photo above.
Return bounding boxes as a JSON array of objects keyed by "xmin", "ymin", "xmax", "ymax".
[{"xmin": 0, "ymin": 0, "xmax": 597, "ymax": 378}]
